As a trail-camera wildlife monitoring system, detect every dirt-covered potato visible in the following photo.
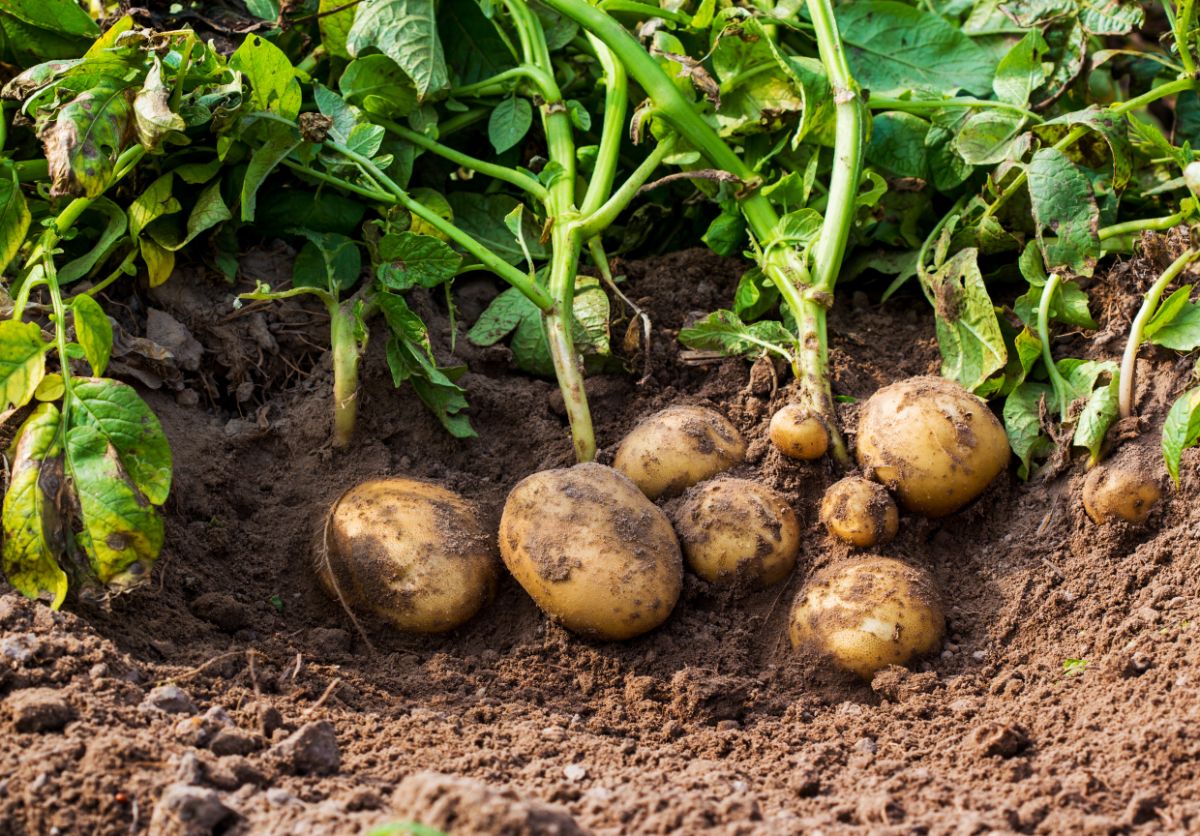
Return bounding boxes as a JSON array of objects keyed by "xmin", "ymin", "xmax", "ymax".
[
  {"xmin": 769, "ymin": 404, "xmax": 829, "ymax": 460},
  {"xmin": 1083, "ymin": 464, "xmax": 1162, "ymax": 525},
  {"xmin": 857, "ymin": 376, "xmax": 1010, "ymax": 517},
  {"xmin": 317, "ymin": 479, "xmax": 497, "ymax": 633},
  {"xmin": 613, "ymin": 405, "xmax": 746, "ymax": 499},
  {"xmin": 820, "ymin": 476, "xmax": 899, "ymax": 548},
  {"xmin": 672, "ymin": 478, "xmax": 800, "ymax": 587},
  {"xmin": 500, "ymin": 463, "xmax": 682, "ymax": 640},
  {"xmin": 789, "ymin": 556, "xmax": 944, "ymax": 679}
]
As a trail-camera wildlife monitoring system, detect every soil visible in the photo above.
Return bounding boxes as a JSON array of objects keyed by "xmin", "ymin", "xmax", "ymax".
[{"xmin": 1, "ymin": 242, "xmax": 1199, "ymax": 835}]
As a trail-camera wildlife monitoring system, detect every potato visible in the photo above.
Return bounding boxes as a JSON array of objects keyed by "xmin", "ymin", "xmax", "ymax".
[
  {"xmin": 672, "ymin": 478, "xmax": 800, "ymax": 587},
  {"xmin": 317, "ymin": 479, "xmax": 497, "ymax": 633},
  {"xmin": 1083, "ymin": 464, "xmax": 1161, "ymax": 525},
  {"xmin": 856, "ymin": 376, "xmax": 1009, "ymax": 517},
  {"xmin": 499, "ymin": 463, "xmax": 682, "ymax": 640},
  {"xmin": 789, "ymin": 556, "xmax": 944, "ymax": 679},
  {"xmin": 769, "ymin": 404, "xmax": 829, "ymax": 460},
  {"xmin": 613, "ymin": 405, "xmax": 746, "ymax": 499},
  {"xmin": 820, "ymin": 476, "xmax": 899, "ymax": 548}
]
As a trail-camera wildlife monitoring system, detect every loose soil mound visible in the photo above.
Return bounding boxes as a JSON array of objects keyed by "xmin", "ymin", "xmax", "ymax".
[{"xmin": 1, "ymin": 247, "xmax": 1197, "ymax": 834}]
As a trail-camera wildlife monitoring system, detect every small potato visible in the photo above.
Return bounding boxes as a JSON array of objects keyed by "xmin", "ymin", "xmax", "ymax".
[
  {"xmin": 1083, "ymin": 464, "xmax": 1161, "ymax": 525},
  {"xmin": 820, "ymin": 476, "xmax": 899, "ymax": 548},
  {"xmin": 857, "ymin": 376, "xmax": 1010, "ymax": 517},
  {"xmin": 790, "ymin": 556, "xmax": 944, "ymax": 679},
  {"xmin": 672, "ymin": 478, "xmax": 800, "ymax": 587},
  {"xmin": 500, "ymin": 463, "xmax": 682, "ymax": 640},
  {"xmin": 614, "ymin": 405, "xmax": 746, "ymax": 499},
  {"xmin": 769, "ymin": 404, "xmax": 829, "ymax": 460},
  {"xmin": 318, "ymin": 479, "xmax": 497, "ymax": 633}
]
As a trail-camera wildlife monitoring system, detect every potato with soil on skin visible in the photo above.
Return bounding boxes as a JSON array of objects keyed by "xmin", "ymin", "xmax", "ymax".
[
  {"xmin": 499, "ymin": 463, "xmax": 682, "ymax": 640},
  {"xmin": 769, "ymin": 404, "xmax": 829, "ymax": 460},
  {"xmin": 613, "ymin": 405, "xmax": 746, "ymax": 499},
  {"xmin": 317, "ymin": 479, "xmax": 498, "ymax": 633},
  {"xmin": 789, "ymin": 556, "xmax": 944, "ymax": 679},
  {"xmin": 820, "ymin": 476, "xmax": 899, "ymax": 548},
  {"xmin": 856, "ymin": 376, "xmax": 1010, "ymax": 518},
  {"xmin": 671, "ymin": 478, "xmax": 800, "ymax": 587},
  {"xmin": 1082, "ymin": 463, "xmax": 1162, "ymax": 525}
]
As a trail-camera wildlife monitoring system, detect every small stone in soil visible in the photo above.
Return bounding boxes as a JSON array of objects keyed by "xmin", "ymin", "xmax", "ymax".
[
  {"xmin": 149, "ymin": 783, "xmax": 233, "ymax": 836},
  {"xmin": 142, "ymin": 685, "xmax": 198, "ymax": 715},
  {"xmin": 271, "ymin": 721, "xmax": 340, "ymax": 775},
  {"xmin": 208, "ymin": 727, "xmax": 262, "ymax": 757},
  {"xmin": 7, "ymin": 688, "xmax": 75, "ymax": 732},
  {"xmin": 189, "ymin": 593, "xmax": 252, "ymax": 633}
]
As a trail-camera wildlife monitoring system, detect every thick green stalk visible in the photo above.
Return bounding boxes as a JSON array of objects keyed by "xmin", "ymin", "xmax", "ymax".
[
  {"xmin": 1119, "ymin": 247, "xmax": 1200, "ymax": 418},
  {"xmin": 329, "ymin": 301, "xmax": 360, "ymax": 448},
  {"xmin": 869, "ymin": 95, "xmax": 1040, "ymax": 122},
  {"xmin": 1174, "ymin": 0, "xmax": 1197, "ymax": 76},
  {"xmin": 578, "ymin": 35, "xmax": 628, "ymax": 219},
  {"xmin": 1099, "ymin": 213, "xmax": 1186, "ymax": 241}
]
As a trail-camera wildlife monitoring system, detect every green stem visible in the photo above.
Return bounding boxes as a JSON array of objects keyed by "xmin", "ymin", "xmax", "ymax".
[
  {"xmin": 375, "ymin": 117, "xmax": 547, "ymax": 200},
  {"xmin": 67, "ymin": 248, "xmax": 139, "ymax": 300},
  {"xmin": 576, "ymin": 136, "xmax": 675, "ymax": 238},
  {"xmin": 578, "ymin": 35, "xmax": 628, "ymax": 219},
  {"xmin": 296, "ymin": 45, "xmax": 327, "ymax": 76},
  {"xmin": 170, "ymin": 34, "xmax": 195, "ymax": 112},
  {"xmin": 1175, "ymin": 0, "xmax": 1197, "ymax": 76},
  {"xmin": 438, "ymin": 108, "xmax": 490, "ymax": 137},
  {"xmin": 319, "ymin": 139, "xmax": 555, "ymax": 311},
  {"xmin": 450, "ymin": 66, "xmax": 557, "ymax": 99},
  {"xmin": 599, "ymin": 0, "xmax": 691, "ymax": 25},
  {"xmin": 1119, "ymin": 247, "xmax": 1200, "ymax": 418},
  {"xmin": 868, "ymin": 95, "xmax": 1041, "ymax": 122},
  {"xmin": 985, "ymin": 77, "xmax": 1197, "ymax": 220},
  {"xmin": 42, "ymin": 249, "xmax": 74, "ymax": 426},
  {"xmin": 1098, "ymin": 212, "xmax": 1186, "ymax": 241},
  {"xmin": 15, "ymin": 160, "xmax": 49, "ymax": 183},
  {"xmin": 1037, "ymin": 272, "xmax": 1072, "ymax": 421},
  {"xmin": 329, "ymin": 301, "xmax": 360, "ymax": 448}
]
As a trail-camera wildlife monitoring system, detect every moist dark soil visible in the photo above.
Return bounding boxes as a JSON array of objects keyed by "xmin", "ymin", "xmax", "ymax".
[{"xmin": 1, "ymin": 241, "xmax": 1199, "ymax": 835}]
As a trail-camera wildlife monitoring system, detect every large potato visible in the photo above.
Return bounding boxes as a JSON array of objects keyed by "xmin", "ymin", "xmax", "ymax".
[
  {"xmin": 499, "ymin": 463, "xmax": 682, "ymax": 640},
  {"xmin": 789, "ymin": 556, "xmax": 944, "ymax": 679},
  {"xmin": 672, "ymin": 478, "xmax": 800, "ymax": 587},
  {"xmin": 856, "ymin": 376, "xmax": 1009, "ymax": 517},
  {"xmin": 820, "ymin": 476, "xmax": 899, "ymax": 548},
  {"xmin": 318, "ymin": 479, "xmax": 497, "ymax": 633},
  {"xmin": 613, "ymin": 405, "xmax": 746, "ymax": 499}
]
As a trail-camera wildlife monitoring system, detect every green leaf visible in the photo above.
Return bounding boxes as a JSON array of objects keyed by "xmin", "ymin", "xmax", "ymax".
[
  {"xmin": 953, "ymin": 109, "xmax": 1025, "ymax": 166},
  {"xmin": 133, "ymin": 58, "xmax": 186, "ymax": 150},
  {"xmin": 1163, "ymin": 386, "xmax": 1200, "ymax": 484},
  {"xmin": 293, "ymin": 231, "xmax": 362, "ymax": 295},
  {"xmin": 1026, "ymin": 148, "xmax": 1100, "ymax": 275},
  {"xmin": 0, "ymin": 319, "xmax": 50, "ymax": 410},
  {"xmin": 0, "ymin": 165, "xmax": 29, "ymax": 277},
  {"xmin": 377, "ymin": 232, "xmax": 462, "ymax": 290},
  {"xmin": 0, "ymin": 0, "xmax": 99, "ymax": 67},
  {"xmin": 231, "ymin": 34, "xmax": 301, "ymax": 119},
  {"xmin": 68, "ymin": 377, "xmax": 173, "ymax": 506},
  {"xmin": 678, "ymin": 310, "xmax": 796, "ymax": 361},
  {"xmin": 244, "ymin": 0, "xmax": 280, "ymax": 20},
  {"xmin": 488, "ymin": 97, "xmax": 532, "ymax": 154},
  {"xmin": 339, "ymin": 55, "xmax": 419, "ymax": 118},
  {"xmin": 72, "ymin": 295, "xmax": 113, "ymax": 376},
  {"xmin": 733, "ymin": 268, "xmax": 779, "ymax": 321},
  {"xmin": 1004, "ymin": 381, "xmax": 1053, "ymax": 478},
  {"xmin": 1145, "ymin": 285, "xmax": 1194, "ymax": 340},
  {"xmin": 319, "ymin": 0, "xmax": 357, "ymax": 59},
  {"xmin": 927, "ymin": 249, "xmax": 1006, "ymax": 392},
  {"xmin": 1147, "ymin": 304, "xmax": 1200, "ymax": 351},
  {"xmin": 703, "ymin": 207, "xmax": 746, "ymax": 257},
  {"xmin": 147, "ymin": 181, "xmax": 232, "ymax": 252},
  {"xmin": 59, "ymin": 198, "xmax": 128, "ymax": 285},
  {"xmin": 467, "ymin": 287, "xmax": 528, "ymax": 347},
  {"xmin": 1033, "ymin": 107, "xmax": 1132, "ymax": 189},
  {"xmin": 257, "ymin": 189, "xmax": 365, "ymax": 237},
  {"xmin": 1072, "ymin": 373, "xmax": 1118, "ymax": 465},
  {"xmin": 65, "ymin": 422, "xmax": 164, "ymax": 584},
  {"xmin": 993, "ymin": 28, "xmax": 1048, "ymax": 105},
  {"xmin": 439, "ymin": 0, "xmax": 515, "ymax": 86},
  {"xmin": 41, "ymin": 78, "xmax": 135, "ymax": 198},
  {"xmin": 346, "ymin": 0, "xmax": 449, "ymax": 100},
  {"xmin": 1, "ymin": 404, "xmax": 67, "ymax": 608},
  {"xmin": 129, "ymin": 173, "xmax": 180, "ymax": 238},
  {"xmin": 242, "ymin": 122, "xmax": 301, "ymax": 222},
  {"xmin": 866, "ymin": 112, "xmax": 928, "ymax": 178},
  {"xmin": 446, "ymin": 193, "xmax": 546, "ymax": 265},
  {"xmin": 836, "ymin": 1, "xmax": 996, "ymax": 96}
]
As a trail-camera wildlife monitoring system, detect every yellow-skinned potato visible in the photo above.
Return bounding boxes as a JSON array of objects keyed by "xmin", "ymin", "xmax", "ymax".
[
  {"xmin": 820, "ymin": 476, "xmax": 899, "ymax": 548},
  {"xmin": 769, "ymin": 404, "xmax": 830, "ymax": 460},
  {"xmin": 613, "ymin": 405, "xmax": 746, "ymax": 499},
  {"xmin": 1083, "ymin": 464, "xmax": 1161, "ymax": 525},
  {"xmin": 672, "ymin": 478, "xmax": 800, "ymax": 587},
  {"xmin": 790, "ymin": 556, "xmax": 944, "ymax": 679},
  {"xmin": 500, "ymin": 463, "xmax": 682, "ymax": 640},
  {"xmin": 856, "ymin": 376, "xmax": 1009, "ymax": 517},
  {"xmin": 318, "ymin": 479, "xmax": 497, "ymax": 633}
]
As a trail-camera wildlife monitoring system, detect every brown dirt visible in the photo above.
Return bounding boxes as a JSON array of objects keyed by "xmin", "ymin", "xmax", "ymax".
[{"xmin": 2, "ymin": 244, "xmax": 1199, "ymax": 834}]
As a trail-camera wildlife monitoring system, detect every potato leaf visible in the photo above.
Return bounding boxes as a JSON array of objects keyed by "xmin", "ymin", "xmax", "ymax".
[
  {"xmin": 836, "ymin": 2, "xmax": 996, "ymax": 96},
  {"xmin": 339, "ymin": 55, "xmax": 419, "ymax": 119},
  {"xmin": 133, "ymin": 58, "xmax": 186, "ymax": 150},
  {"xmin": 72, "ymin": 295, "xmax": 114, "ymax": 376},
  {"xmin": 0, "ymin": 0, "xmax": 99, "ymax": 67},
  {"xmin": 1163, "ymin": 386, "xmax": 1200, "ymax": 484},
  {"xmin": 1145, "ymin": 289, "xmax": 1200, "ymax": 352},
  {"xmin": 293, "ymin": 231, "xmax": 362, "ymax": 295},
  {"xmin": 1, "ymin": 404, "xmax": 68, "ymax": 609},
  {"xmin": 0, "ymin": 319, "xmax": 51, "ymax": 411},
  {"xmin": 241, "ymin": 121, "xmax": 301, "ymax": 222},
  {"xmin": 1072, "ymin": 374, "xmax": 1118, "ymax": 466},
  {"xmin": 1003, "ymin": 381, "xmax": 1054, "ymax": 479},
  {"xmin": 926, "ymin": 249, "xmax": 1006, "ymax": 392},
  {"xmin": 58, "ymin": 198, "xmax": 128, "ymax": 284},
  {"xmin": 0, "ymin": 162, "xmax": 31, "ymax": 275},
  {"xmin": 146, "ymin": 180, "xmax": 232, "ymax": 252},
  {"xmin": 439, "ymin": 0, "xmax": 515, "ymax": 87},
  {"xmin": 41, "ymin": 78, "xmax": 135, "ymax": 198},
  {"xmin": 488, "ymin": 97, "xmax": 532, "ymax": 154},
  {"xmin": 230, "ymin": 34, "xmax": 301, "ymax": 119},
  {"xmin": 319, "ymin": 0, "xmax": 357, "ymax": 59},
  {"xmin": 733, "ymin": 268, "xmax": 780, "ymax": 322},
  {"xmin": 678, "ymin": 310, "xmax": 796, "ymax": 362},
  {"xmin": 346, "ymin": 0, "xmax": 449, "ymax": 100},
  {"xmin": 993, "ymin": 28, "xmax": 1048, "ymax": 105},
  {"xmin": 1033, "ymin": 107, "xmax": 1132, "ymax": 189},
  {"xmin": 447, "ymin": 193, "xmax": 547, "ymax": 266},
  {"xmin": 867, "ymin": 112, "xmax": 929, "ymax": 178},
  {"xmin": 376, "ymin": 232, "xmax": 462, "ymax": 290},
  {"xmin": 1026, "ymin": 148, "xmax": 1100, "ymax": 275}
]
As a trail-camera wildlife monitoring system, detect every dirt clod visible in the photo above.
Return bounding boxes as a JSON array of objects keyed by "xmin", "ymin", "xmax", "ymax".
[
  {"xmin": 143, "ymin": 684, "xmax": 199, "ymax": 715},
  {"xmin": 392, "ymin": 772, "xmax": 585, "ymax": 835},
  {"xmin": 7, "ymin": 688, "xmax": 75, "ymax": 733},
  {"xmin": 149, "ymin": 783, "xmax": 234, "ymax": 836},
  {"xmin": 272, "ymin": 721, "xmax": 340, "ymax": 775}
]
